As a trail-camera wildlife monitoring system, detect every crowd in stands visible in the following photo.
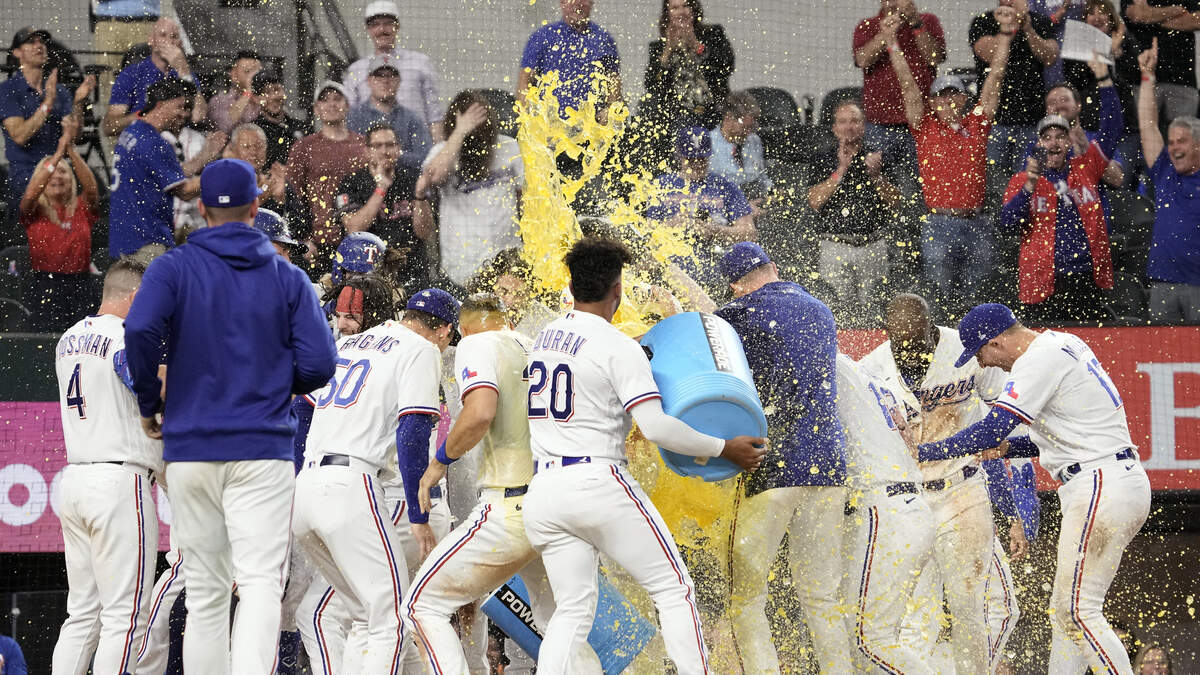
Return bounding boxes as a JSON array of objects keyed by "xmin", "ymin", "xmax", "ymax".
[{"xmin": 1, "ymin": 0, "xmax": 1198, "ymax": 332}]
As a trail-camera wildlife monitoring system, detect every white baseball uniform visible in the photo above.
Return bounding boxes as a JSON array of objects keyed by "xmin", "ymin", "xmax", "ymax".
[
  {"xmin": 292, "ymin": 319, "xmax": 441, "ymax": 674},
  {"xmin": 991, "ymin": 331, "xmax": 1150, "ymax": 675},
  {"xmin": 51, "ymin": 314, "xmax": 161, "ymax": 675},
  {"xmin": 861, "ymin": 325, "xmax": 1007, "ymax": 674},
  {"xmin": 522, "ymin": 310, "xmax": 722, "ymax": 675},
  {"xmin": 836, "ymin": 355, "xmax": 936, "ymax": 674},
  {"xmin": 404, "ymin": 328, "xmax": 603, "ymax": 675}
]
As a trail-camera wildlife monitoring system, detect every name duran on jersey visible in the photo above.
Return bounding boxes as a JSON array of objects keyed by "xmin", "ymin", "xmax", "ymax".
[
  {"xmin": 529, "ymin": 327, "xmax": 587, "ymax": 357},
  {"xmin": 57, "ymin": 331, "xmax": 116, "ymax": 359}
]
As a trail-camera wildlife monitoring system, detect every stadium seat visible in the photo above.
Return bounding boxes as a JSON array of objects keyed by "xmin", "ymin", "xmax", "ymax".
[{"xmin": 745, "ymin": 86, "xmax": 814, "ymax": 163}]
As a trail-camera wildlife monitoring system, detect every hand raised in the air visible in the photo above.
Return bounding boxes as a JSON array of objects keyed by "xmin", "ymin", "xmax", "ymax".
[{"xmin": 721, "ymin": 436, "xmax": 767, "ymax": 471}]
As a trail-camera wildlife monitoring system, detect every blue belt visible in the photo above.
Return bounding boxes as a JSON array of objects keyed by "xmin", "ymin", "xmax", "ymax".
[
  {"xmin": 534, "ymin": 456, "xmax": 608, "ymax": 474},
  {"xmin": 504, "ymin": 486, "xmax": 528, "ymax": 498},
  {"xmin": 922, "ymin": 464, "xmax": 978, "ymax": 492},
  {"xmin": 886, "ymin": 482, "xmax": 918, "ymax": 498},
  {"xmin": 428, "ymin": 485, "xmax": 443, "ymax": 500},
  {"xmin": 1060, "ymin": 449, "xmax": 1135, "ymax": 483}
]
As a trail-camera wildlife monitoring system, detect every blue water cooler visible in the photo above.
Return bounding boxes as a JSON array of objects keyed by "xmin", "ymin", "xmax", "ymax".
[{"xmin": 639, "ymin": 312, "xmax": 767, "ymax": 481}]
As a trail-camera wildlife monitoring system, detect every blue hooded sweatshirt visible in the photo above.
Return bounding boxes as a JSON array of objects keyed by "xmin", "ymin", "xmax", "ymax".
[{"xmin": 124, "ymin": 221, "xmax": 337, "ymax": 463}]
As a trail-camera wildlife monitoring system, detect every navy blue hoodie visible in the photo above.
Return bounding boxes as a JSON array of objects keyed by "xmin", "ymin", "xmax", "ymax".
[{"xmin": 125, "ymin": 222, "xmax": 337, "ymax": 463}]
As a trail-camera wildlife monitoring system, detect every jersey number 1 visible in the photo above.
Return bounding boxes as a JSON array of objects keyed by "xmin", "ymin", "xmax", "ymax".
[
  {"xmin": 66, "ymin": 364, "xmax": 87, "ymax": 419},
  {"xmin": 527, "ymin": 361, "xmax": 574, "ymax": 421}
]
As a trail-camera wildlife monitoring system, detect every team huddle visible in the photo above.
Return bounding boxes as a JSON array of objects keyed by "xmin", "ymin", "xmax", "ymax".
[{"xmin": 49, "ymin": 161, "xmax": 1151, "ymax": 675}]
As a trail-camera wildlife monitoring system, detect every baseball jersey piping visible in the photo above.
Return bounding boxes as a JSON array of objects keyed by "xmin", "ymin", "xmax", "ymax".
[
  {"xmin": 363, "ymin": 475, "xmax": 406, "ymax": 674},
  {"xmin": 622, "ymin": 391, "xmax": 661, "ymax": 411},
  {"xmin": 854, "ymin": 506, "xmax": 903, "ymax": 675},
  {"xmin": 609, "ymin": 465, "xmax": 709, "ymax": 672},
  {"xmin": 117, "ymin": 475, "xmax": 148, "ymax": 673},
  {"xmin": 138, "ymin": 549, "xmax": 183, "ymax": 661},
  {"xmin": 1072, "ymin": 470, "xmax": 1120, "ymax": 674},
  {"xmin": 460, "ymin": 381, "xmax": 499, "ymax": 399},
  {"xmin": 992, "ymin": 399, "xmax": 1034, "ymax": 425}
]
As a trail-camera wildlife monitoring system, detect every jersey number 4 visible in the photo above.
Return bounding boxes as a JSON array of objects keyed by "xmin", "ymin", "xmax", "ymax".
[
  {"xmin": 315, "ymin": 357, "xmax": 372, "ymax": 409},
  {"xmin": 527, "ymin": 360, "xmax": 574, "ymax": 421},
  {"xmin": 66, "ymin": 363, "xmax": 87, "ymax": 419}
]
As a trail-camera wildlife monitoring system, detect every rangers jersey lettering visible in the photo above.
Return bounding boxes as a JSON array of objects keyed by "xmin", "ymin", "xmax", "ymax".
[{"xmin": 860, "ymin": 325, "xmax": 1007, "ymax": 481}]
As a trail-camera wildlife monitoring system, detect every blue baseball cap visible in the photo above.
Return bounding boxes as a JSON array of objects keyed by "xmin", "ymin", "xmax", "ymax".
[
  {"xmin": 200, "ymin": 158, "xmax": 263, "ymax": 208},
  {"xmin": 406, "ymin": 288, "xmax": 461, "ymax": 327},
  {"xmin": 676, "ymin": 126, "xmax": 712, "ymax": 159},
  {"xmin": 955, "ymin": 303, "xmax": 1018, "ymax": 368},
  {"xmin": 719, "ymin": 241, "xmax": 772, "ymax": 282},
  {"xmin": 253, "ymin": 208, "xmax": 299, "ymax": 247},
  {"xmin": 332, "ymin": 232, "xmax": 386, "ymax": 284}
]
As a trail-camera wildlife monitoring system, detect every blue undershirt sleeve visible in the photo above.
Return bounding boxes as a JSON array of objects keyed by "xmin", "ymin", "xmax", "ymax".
[
  {"xmin": 396, "ymin": 413, "xmax": 438, "ymax": 524},
  {"xmin": 917, "ymin": 407, "xmax": 1023, "ymax": 462},
  {"xmin": 291, "ymin": 396, "xmax": 315, "ymax": 474}
]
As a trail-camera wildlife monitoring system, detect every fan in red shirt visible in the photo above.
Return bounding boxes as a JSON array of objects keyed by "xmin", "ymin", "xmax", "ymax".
[
  {"xmin": 19, "ymin": 114, "xmax": 97, "ymax": 331},
  {"xmin": 889, "ymin": 23, "xmax": 1014, "ymax": 312}
]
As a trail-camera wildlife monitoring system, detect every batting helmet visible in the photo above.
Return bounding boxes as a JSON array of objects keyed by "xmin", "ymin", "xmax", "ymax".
[{"xmin": 332, "ymin": 232, "xmax": 387, "ymax": 284}]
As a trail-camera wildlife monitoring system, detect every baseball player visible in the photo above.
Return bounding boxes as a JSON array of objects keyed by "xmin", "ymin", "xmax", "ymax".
[
  {"xmin": 860, "ymin": 293, "xmax": 1015, "ymax": 674},
  {"xmin": 917, "ymin": 303, "xmax": 1151, "ymax": 675},
  {"xmin": 124, "ymin": 158, "xmax": 338, "ymax": 674},
  {"xmin": 521, "ymin": 237, "xmax": 766, "ymax": 675},
  {"xmin": 836, "ymin": 354, "xmax": 935, "ymax": 674},
  {"xmin": 403, "ymin": 293, "xmax": 603, "ymax": 675},
  {"xmin": 51, "ymin": 259, "xmax": 160, "ymax": 675},
  {"xmin": 292, "ymin": 282, "xmax": 459, "ymax": 673},
  {"xmin": 713, "ymin": 242, "xmax": 851, "ymax": 674}
]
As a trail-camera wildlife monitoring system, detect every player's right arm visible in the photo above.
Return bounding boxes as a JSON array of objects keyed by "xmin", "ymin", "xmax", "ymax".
[
  {"xmin": 419, "ymin": 340, "xmax": 501, "ymax": 513},
  {"xmin": 124, "ymin": 257, "xmax": 178, "ymax": 420}
]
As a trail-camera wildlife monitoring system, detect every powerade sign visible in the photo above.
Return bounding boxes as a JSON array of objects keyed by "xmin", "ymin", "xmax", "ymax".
[{"xmin": 699, "ymin": 312, "xmax": 734, "ymax": 373}]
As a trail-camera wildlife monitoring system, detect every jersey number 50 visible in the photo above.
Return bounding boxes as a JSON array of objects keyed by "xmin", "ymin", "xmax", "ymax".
[
  {"xmin": 527, "ymin": 360, "xmax": 574, "ymax": 421},
  {"xmin": 316, "ymin": 357, "xmax": 372, "ymax": 409}
]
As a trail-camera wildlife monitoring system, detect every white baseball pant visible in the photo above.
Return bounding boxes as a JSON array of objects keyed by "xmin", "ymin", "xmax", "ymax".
[
  {"xmin": 134, "ymin": 547, "xmax": 184, "ymax": 675},
  {"xmin": 985, "ymin": 535, "xmax": 1020, "ymax": 671},
  {"xmin": 297, "ymin": 494, "xmax": 453, "ymax": 674},
  {"xmin": 166, "ymin": 459, "xmax": 295, "ymax": 675},
  {"xmin": 899, "ymin": 473, "xmax": 994, "ymax": 674},
  {"xmin": 343, "ymin": 493, "xmax": 454, "ymax": 674},
  {"xmin": 523, "ymin": 462, "xmax": 709, "ymax": 675},
  {"xmin": 292, "ymin": 464, "xmax": 411, "ymax": 674},
  {"xmin": 841, "ymin": 486, "xmax": 935, "ymax": 675},
  {"xmin": 52, "ymin": 463, "xmax": 157, "ymax": 675},
  {"xmin": 404, "ymin": 489, "xmax": 603, "ymax": 675},
  {"xmin": 729, "ymin": 484, "xmax": 850, "ymax": 674},
  {"xmin": 1048, "ymin": 461, "xmax": 1150, "ymax": 675}
]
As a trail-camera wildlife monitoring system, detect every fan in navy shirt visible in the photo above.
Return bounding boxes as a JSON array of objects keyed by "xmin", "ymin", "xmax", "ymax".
[
  {"xmin": 647, "ymin": 126, "xmax": 755, "ymax": 295},
  {"xmin": 103, "ymin": 17, "xmax": 199, "ymax": 138},
  {"xmin": 108, "ymin": 78, "xmax": 200, "ymax": 258},
  {"xmin": 516, "ymin": 0, "xmax": 621, "ymax": 119},
  {"xmin": 0, "ymin": 27, "xmax": 80, "ymax": 234},
  {"xmin": 713, "ymin": 241, "xmax": 850, "ymax": 673}
]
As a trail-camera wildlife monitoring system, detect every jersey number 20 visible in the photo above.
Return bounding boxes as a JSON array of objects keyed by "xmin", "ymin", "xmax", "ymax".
[
  {"xmin": 527, "ymin": 360, "xmax": 574, "ymax": 421},
  {"xmin": 316, "ymin": 357, "xmax": 372, "ymax": 408}
]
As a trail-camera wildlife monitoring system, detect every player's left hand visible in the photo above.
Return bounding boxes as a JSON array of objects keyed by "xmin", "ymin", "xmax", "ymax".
[
  {"xmin": 141, "ymin": 415, "xmax": 162, "ymax": 440},
  {"xmin": 1008, "ymin": 518, "xmax": 1029, "ymax": 561},
  {"xmin": 418, "ymin": 463, "xmax": 447, "ymax": 515},
  {"xmin": 411, "ymin": 522, "xmax": 437, "ymax": 562}
]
